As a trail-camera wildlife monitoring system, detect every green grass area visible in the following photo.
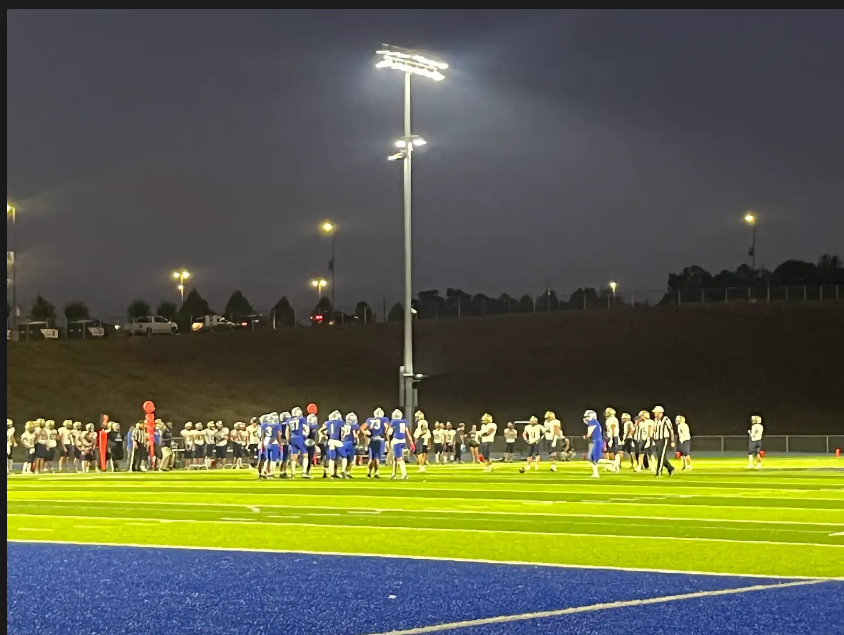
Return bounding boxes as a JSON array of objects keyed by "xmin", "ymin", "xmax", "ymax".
[{"xmin": 7, "ymin": 457, "xmax": 843, "ymax": 579}]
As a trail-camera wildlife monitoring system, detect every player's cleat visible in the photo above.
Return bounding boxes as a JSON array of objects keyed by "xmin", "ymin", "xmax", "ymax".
[
  {"xmin": 519, "ymin": 467, "xmax": 526, "ymax": 473},
  {"xmin": 550, "ymin": 465, "xmax": 557, "ymax": 472},
  {"xmin": 302, "ymin": 474, "xmax": 311, "ymax": 479},
  {"xmin": 345, "ymin": 473, "xmax": 353, "ymax": 479},
  {"xmin": 373, "ymin": 474, "xmax": 381, "ymax": 479},
  {"xmin": 366, "ymin": 474, "xmax": 372, "ymax": 478}
]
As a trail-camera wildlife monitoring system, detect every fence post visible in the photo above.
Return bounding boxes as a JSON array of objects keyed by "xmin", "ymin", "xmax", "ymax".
[
  {"xmin": 272, "ymin": 311, "xmax": 276, "ymax": 329},
  {"xmin": 458, "ymin": 297, "xmax": 462, "ymax": 318},
  {"xmin": 720, "ymin": 436, "xmax": 725, "ymax": 453},
  {"xmin": 293, "ymin": 309, "xmax": 297, "ymax": 327},
  {"xmin": 820, "ymin": 286, "xmax": 824, "ymax": 301},
  {"xmin": 826, "ymin": 436, "xmax": 830, "ymax": 454},
  {"xmin": 803, "ymin": 286, "xmax": 807, "ymax": 301},
  {"xmin": 383, "ymin": 298, "xmax": 387, "ymax": 322},
  {"xmin": 701, "ymin": 289, "xmax": 704, "ymax": 304},
  {"xmin": 748, "ymin": 287, "xmax": 751, "ymax": 301},
  {"xmin": 363, "ymin": 308, "xmax": 367, "ymax": 325},
  {"xmin": 767, "ymin": 287, "xmax": 770, "ymax": 303},
  {"xmin": 724, "ymin": 288, "xmax": 728, "ymax": 304},
  {"xmin": 785, "ymin": 287, "xmax": 789, "ymax": 302},
  {"xmin": 677, "ymin": 290, "xmax": 681, "ymax": 306},
  {"xmin": 786, "ymin": 436, "xmax": 790, "ymax": 453}
]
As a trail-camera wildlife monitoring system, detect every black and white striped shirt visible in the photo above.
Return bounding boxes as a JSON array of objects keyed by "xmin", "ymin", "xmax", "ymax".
[{"xmin": 653, "ymin": 417, "xmax": 673, "ymax": 441}]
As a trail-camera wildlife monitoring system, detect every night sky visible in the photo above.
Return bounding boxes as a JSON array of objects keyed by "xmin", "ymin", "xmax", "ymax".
[{"xmin": 7, "ymin": 9, "xmax": 844, "ymax": 318}]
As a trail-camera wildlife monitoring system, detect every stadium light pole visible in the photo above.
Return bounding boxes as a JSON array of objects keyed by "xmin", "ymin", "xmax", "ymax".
[
  {"xmin": 376, "ymin": 44, "xmax": 447, "ymax": 423},
  {"xmin": 7, "ymin": 202, "xmax": 17, "ymax": 328},
  {"xmin": 609, "ymin": 281, "xmax": 617, "ymax": 308},
  {"xmin": 744, "ymin": 213, "xmax": 757, "ymax": 270},
  {"xmin": 172, "ymin": 270, "xmax": 191, "ymax": 303},
  {"xmin": 320, "ymin": 221, "xmax": 337, "ymax": 310}
]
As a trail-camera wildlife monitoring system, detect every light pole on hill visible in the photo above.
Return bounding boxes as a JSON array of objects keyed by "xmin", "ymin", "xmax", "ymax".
[
  {"xmin": 320, "ymin": 221, "xmax": 337, "ymax": 310},
  {"xmin": 172, "ymin": 270, "xmax": 191, "ymax": 303},
  {"xmin": 609, "ymin": 281, "xmax": 617, "ymax": 308},
  {"xmin": 744, "ymin": 213, "xmax": 757, "ymax": 270},
  {"xmin": 376, "ymin": 44, "xmax": 447, "ymax": 423},
  {"xmin": 7, "ymin": 201, "xmax": 17, "ymax": 328}
]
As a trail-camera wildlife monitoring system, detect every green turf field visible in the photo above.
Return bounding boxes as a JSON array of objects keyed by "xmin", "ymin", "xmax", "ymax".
[{"xmin": 7, "ymin": 457, "xmax": 843, "ymax": 579}]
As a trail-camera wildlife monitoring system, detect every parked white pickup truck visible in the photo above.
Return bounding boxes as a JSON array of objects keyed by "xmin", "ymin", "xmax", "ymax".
[
  {"xmin": 190, "ymin": 315, "xmax": 236, "ymax": 333},
  {"xmin": 124, "ymin": 316, "xmax": 178, "ymax": 336}
]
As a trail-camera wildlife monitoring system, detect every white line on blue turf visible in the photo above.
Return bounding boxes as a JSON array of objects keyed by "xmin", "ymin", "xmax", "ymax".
[
  {"xmin": 361, "ymin": 580, "xmax": 829, "ymax": 635},
  {"xmin": 9, "ymin": 514, "xmax": 844, "ymax": 549},
  {"xmin": 9, "ymin": 538, "xmax": 839, "ymax": 581}
]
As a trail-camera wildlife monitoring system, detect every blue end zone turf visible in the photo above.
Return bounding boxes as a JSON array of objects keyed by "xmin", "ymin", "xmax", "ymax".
[{"xmin": 6, "ymin": 543, "xmax": 841, "ymax": 635}]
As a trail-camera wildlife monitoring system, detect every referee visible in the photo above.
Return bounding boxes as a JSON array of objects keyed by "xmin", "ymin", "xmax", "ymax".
[{"xmin": 652, "ymin": 406, "xmax": 675, "ymax": 477}]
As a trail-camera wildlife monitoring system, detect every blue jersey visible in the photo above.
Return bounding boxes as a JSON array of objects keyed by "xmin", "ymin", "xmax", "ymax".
[
  {"xmin": 390, "ymin": 419, "xmax": 409, "ymax": 442},
  {"xmin": 366, "ymin": 417, "xmax": 388, "ymax": 439},
  {"xmin": 261, "ymin": 422, "xmax": 277, "ymax": 446},
  {"xmin": 288, "ymin": 416, "xmax": 306, "ymax": 438},
  {"xmin": 341, "ymin": 422, "xmax": 357, "ymax": 443},
  {"xmin": 587, "ymin": 421, "xmax": 603, "ymax": 443},
  {"xmin": 327, "ymin": 419, "xmax": 343, "ymax": 441}
]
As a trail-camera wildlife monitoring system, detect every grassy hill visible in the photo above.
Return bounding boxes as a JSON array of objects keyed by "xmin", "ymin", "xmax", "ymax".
[{"xmin": 7, "ymin": 304, "xmax": 844, "ymax": 434}]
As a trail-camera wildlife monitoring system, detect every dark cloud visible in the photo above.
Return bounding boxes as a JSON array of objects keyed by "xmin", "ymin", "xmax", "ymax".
[{"xmin": 7, "ymin": 9, "xmax": 844, "ymax": 317}]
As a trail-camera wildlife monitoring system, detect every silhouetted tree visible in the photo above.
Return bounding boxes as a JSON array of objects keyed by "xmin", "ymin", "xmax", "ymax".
[
  {"xmin": 417, "ymin": 289, "xmax": 446, "ymax": 319},
  {"xmin": 224, "ymin": 290, "xmax": 254, "ymax": 318},
  {"xmin": 388, "ymin": 302, "xmax": 403, "ymax": 322},
  {"xmin": 496, "ymin": 294, "xmax": 517, "ymax": 314},
  {"xmin": 156, "ymin": 300, "xmax": 178, "ymax": 321},
  {"xmin": 30, "ymin": 295, "xmax": 56, "ymax": 320},
  {"xmin": 178, "ymin": 288, "xmax": 212, "ymax": 318},
  {"xmin": 127, "ymin": 299, "xmax": 150, "ymax": 319},
  {"xmin": 355, "ymin": 301, "xmax": 375, "ymax": 324},
  {"xmin": 63, "ymin": 301, "xmax": 90, "ymax": 321},
  {"xmin": 516, "ymin": 294, "xmax": 535, "ymax": 313},
  {"xmin": 271, "ymin": 296, "xmax": 296, "ymax": 328},
  {"xmin": 445, "ymin": 288, "xmax": 472, "ymax": 317}
]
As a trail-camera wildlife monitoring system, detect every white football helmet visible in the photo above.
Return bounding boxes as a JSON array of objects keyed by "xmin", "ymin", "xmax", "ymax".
[
  {"xmin": 291, "ymin": 407, "xmax": 303, "ymax": 418},
  {"xmin": 374, "ymin": 407, "xmax": 384, "ymax": 418},
  {"xmin": 583, "ymin": 410, "xmax": 597, "ymax": 421},
  {"xmin": 391, "ymin": 409, "xmax": 403, "ymax": 420},
  {"xmin": 346, "ymin": 412, "xmax": 358, "ymax": 425}
]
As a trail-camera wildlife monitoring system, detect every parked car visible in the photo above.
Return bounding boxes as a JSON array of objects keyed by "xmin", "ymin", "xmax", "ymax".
[
  {"xmin": 231, "ymin": 314, "xmax": 272, "ymax": 331},
  {"xmin": 124, "ymin": 316, "xmax": 178, "ymax": 336},
  {"xmin": 66, "ymin": 318, "xmax": 112, "ymax": 340},
  {"xmin": 191, "ymin": 315, "xmax": 236, "ymax": 333}
]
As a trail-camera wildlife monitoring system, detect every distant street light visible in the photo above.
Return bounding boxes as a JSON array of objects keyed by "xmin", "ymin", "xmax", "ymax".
[
  {"xmin": 7, "ymin": 201, "xmax": 17, "ymax": 328},
  {"xmin": 609, "ymin": 281, "xmax": 618, "ymax": 308},
  {"xmin": 377, "ymin": 44, "xmax": 447, "ymax": 423},
  {"xmin": 320, "ymin": 221, "xmax": 337, "ymax": 310},
  {"xmin": 172, "ymin": 270, "xmax": 191, "ymax": 303},
  {"xmin": 310, "ymin": 278, "xmax": 328, "ymax": 301},
  {"xmin": 744, "ymin": 213, "xmax": 757, "ymax": 270}
]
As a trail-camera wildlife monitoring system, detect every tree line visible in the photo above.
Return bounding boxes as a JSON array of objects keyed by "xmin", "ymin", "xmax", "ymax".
[{"xmin": 11, "ymin": 253, "xmax": 842, "ymax": 326}]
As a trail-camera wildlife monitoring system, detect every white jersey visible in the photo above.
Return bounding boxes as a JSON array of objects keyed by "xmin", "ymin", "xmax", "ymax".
[
  {"xmin": 247, "ymin": 424, "xmax": 260, "ymax": 445},
  {"xmin": 193, "ymin": 430, "xmax": 205, "ymax": 446},
  {"xmin": 20, "ymin": 431, "xmax": 36, "ymax": 449},
  {"xmin": 677, "ymin": 422, "xmax": 691, "ymax": 444},
  {"xmin": 623, "ymin": 420, "xmax": 635, "ymax": 440},
  {"xmin": 504, "ymin": 428, "xmax": 518, "ymax": 443},
  {"xmin": 480, "ymin": 422, "xmax": 497, "ymax": 443},
  {"xmin": 181, "ymin": 429, "xmax": 194, "ymax": 450},
  {"xmin": 605, "ymin": 417, "xmax": 620, "ymax": 440},
  {"xmin": 749, "ymin": 424, "xmax": 764, "ymax": 442},
  {"xmin": 46, "ymin": 428, "xmax": 58, "ymax": 448},
  {"xmin": 204, "ymin": 428, "xmax": 216, "ymax": 445},
  {"xmin": 544, "ymin": 419, "xmax": 562, "ymax": 441},
  {"xmin": 525, "ymin": 423, "xmax": 543, "ymax": 444},
  {"xmin": 7, "ymin": 428, "xmax": 15, "ymax": 453},
  {"xmin": 215, "ymin": 428, "xmax": 229, "ymax": 446},
  {"xmin": 445, "ymin": 430, "xmax": 456, "ymax": 444},
  {"xmin": 432, "ymin": 429, "xmax": 444, "ymax": 444},
  {"xmin": 58, "ymin": 427, "xmax": 72, "ymax": 447}
]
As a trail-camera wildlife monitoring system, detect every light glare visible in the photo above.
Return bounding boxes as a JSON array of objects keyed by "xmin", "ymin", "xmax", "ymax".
[{"xmin": 376, "ymin": 47, "xmax": 448, "ymax": 81}]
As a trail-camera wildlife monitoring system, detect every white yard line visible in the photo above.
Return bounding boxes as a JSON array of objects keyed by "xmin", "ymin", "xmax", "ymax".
[
  {"xmin": 361, "ymin": 580, "xmax": 829, "ymax": 635},
  {"xmin": 9, "ymin": 514, "xmax": 844, "ymax": 549},
  {"xmin": 7, "ymin": 538, "xmax": 840, "ymax": 580},
  {"xmin": 11, "ymin": 498, "xmax": 844, "ymax": 527}
]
